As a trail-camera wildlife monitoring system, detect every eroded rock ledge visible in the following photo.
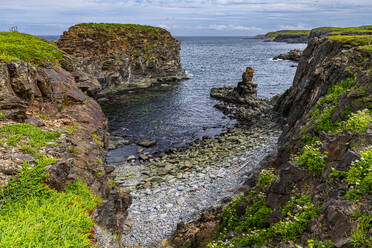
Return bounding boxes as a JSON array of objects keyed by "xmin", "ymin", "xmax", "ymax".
[
  {"xmin": 57, "ymin": 23, "xmax": 187, "ymax": 102},
  {"xmin": 174, "ymin": 33, "xmax": 371, "ymax": 247}
]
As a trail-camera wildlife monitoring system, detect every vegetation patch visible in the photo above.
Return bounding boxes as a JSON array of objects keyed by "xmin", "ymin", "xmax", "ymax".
[
  {"xmin": 315, "ymin": 25, "xmax": 372, "ymax": 34},
  {"xmin": 257, "ymin": 168, "xmax": 277, "ymax": 188},
  {"xmin": 0, "ymin": 31, "xmax": 65, "ymax": 65},
  {"xmin": 0, "ymin": 123, "xmax": 61, "ymax": 149},
  {"xmin": 307, "ymin": 239, "xmax": 336, "ymax": 248},
  {"xmin": 77, "ymin": 23, "xmax": 162, "ymax": 33},
  {"xmin": 310, "ymin": 75, "xmax": 357, "ymax": 133},
  {"xmin": 0, "ymin": 155, "xmax": 101, "ymax": 247},
  {"xmin": 92, "ymin": 133, "xmax": 103, "ymax": 148},
  {"xmin": 350, "ymin": 214, "xmax": 372, "ymax": 247},
  {"xmin": 273, "ymin": 195, "xmax": 319, "ymax": 241},
  {"xmin": 264, "ymin": 30, "xmax": 310, "ymax": 38},
  {"xmin": 294, "ymin": 143, "xmax": 327, "ymax": 173},
  {"xmin": 342, "ymin": 109, "xmax": 371, "ymax": 133},
  {"xmin": 344, "ymin": 148, "xmax": 372, "ymax": 201},
  {"xmin": 210, "ymin": 192, "xmax": 273, "ymax": 247}
]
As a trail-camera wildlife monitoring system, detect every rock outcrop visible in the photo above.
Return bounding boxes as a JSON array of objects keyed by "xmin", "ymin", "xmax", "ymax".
[
  {"xmin": 255, "ymin": 30, "xmax": 310, "ymax": 43},
  {"xmin": 187, "ymin": 31, "xmax": 372, "ymax": 247},
  {"xmin": 57, "ymin": 23, "xmax": 187, "ymax": 102},
  {"xmin": 210, "ymin": 67, "xmax": 273, "ymax": 124},
  {"xmin": 0, "ymin": 32, "xmax": 132, "ymax": 245},
  {"xmin": 210, "ymin": 66, "xmax": 258, "ymax": 104},
  {"xmin": 273, "ymin": 48, "xmax": 303, "ymax": 62},
  {"xmin": 272, "ymin": 33, "xmax": 309, "ymax": 43},
  {"xmin": 257, "ymin": 25, "xmax": 372, "ymax": 44}
]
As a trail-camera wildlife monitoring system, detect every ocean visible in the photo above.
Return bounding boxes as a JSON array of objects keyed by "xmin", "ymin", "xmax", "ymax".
[{"xmin": 102, "ymin": 37, "xmax": 306, "ymax": 163}]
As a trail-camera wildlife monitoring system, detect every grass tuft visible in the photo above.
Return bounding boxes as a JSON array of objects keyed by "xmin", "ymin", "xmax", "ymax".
[{"xmin": 0, "ymin": 32, "xmax": 65, "ymax": 65}]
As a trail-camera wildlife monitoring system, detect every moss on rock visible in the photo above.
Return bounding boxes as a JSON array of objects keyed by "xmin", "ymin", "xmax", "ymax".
[{"xmin": 0, "ymin": 32, "xmax": 65, "ymax": 65}]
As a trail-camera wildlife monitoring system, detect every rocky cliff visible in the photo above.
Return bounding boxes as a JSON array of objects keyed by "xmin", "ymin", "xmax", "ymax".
[
  {"xmin": 0, "ymin": 32, "xmax": 131, "ymax": 246},
  {"xmin": 257, "ymin": 25, "xmax": 372, "ymax": 44},
  {"xmin": 256, "ymin": 30, "xmax": 310, "ymax": 43},
  {"xmin": 57, "ymin": 23, "xmax": 187, "ymax": 102},
  {"xmin": 177, "ymin": 31, "xmax": 371, "ymax": 247}
]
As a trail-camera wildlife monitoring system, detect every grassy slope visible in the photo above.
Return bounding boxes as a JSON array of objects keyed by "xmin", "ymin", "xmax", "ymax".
[
  {"xmin": 64, "ymin": 23, "xmax": 177, "ymax": 61},
  {"xmin": 77, "ymin": 23, "xmax": 162, "ymax": 32},
  {"xmin": 261, "ymin": 25, "xmax": 372, "ymax": 39},
  {"xmin": 264, "ymin": 30, "xmax": 310, "ymax": 38},
  {"xmin": 314, "ymin": 25, "xmax": 372, "ymax": 34},
  {"xmin": 325, "ymin": 34, "xmax": 372, "ymax": 51},
  {"xmin": 0, "ymin": 123, "xmax": 102, "ymax": 247},
  {"xmin": 0, "ymin": 32, "xmax": 65, "ymax": 65}
]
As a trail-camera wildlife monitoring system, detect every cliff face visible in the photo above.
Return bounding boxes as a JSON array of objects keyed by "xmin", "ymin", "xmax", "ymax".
[
  {"xmin": 57, "ymin": 23, "xmax": 187, "ymax": 102},
  {"xmin": 0, "ymin": 32, "xmax": 131, "ymax": 245},
  {"xmin": 187, "ymin": 33, "xmax": 371, "ymax": 247}
]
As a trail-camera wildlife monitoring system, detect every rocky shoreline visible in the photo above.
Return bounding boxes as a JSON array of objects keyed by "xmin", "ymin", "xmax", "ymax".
[
  {"xmin": 273, "ymin": 48, "xmax": 303, "ymax": 62},
  {"xmin": 0, "ymin": 24, "xmax": 371, "ymax": 248},
  {"xmin": 115, "ymin": 124, "xmax": 280, "ymax": 247}
]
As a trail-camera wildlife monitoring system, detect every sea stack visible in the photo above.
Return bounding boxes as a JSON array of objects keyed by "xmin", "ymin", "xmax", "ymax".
[
  {"xmin": 210, "ymin": 66, "xmax": 259, "ymax": 104},
  {"xmin": 57, "ymin": 23, "xmax": 187, "ymax": 102}
]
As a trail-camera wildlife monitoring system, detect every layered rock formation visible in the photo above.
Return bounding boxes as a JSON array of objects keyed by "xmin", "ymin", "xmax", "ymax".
[
  {"xmin": 0, "ymin": 32, "xmax": 131, "ymax": 245},
  {"xmin": 255, "ymin": 30, "xmax": 310, "ymax": 43},
  {"xmin": 57, "ymin": 23, "xmax": 187, "ymax": 102},
  {"xmin": 177, "ymin": 32, "xmax": 372, "ymax": 247},
  {"xmin": 273, "ymin": 48, "xmax": 303, "ymax": 62}
]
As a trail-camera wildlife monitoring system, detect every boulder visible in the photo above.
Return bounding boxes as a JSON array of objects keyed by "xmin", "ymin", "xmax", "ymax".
[
  {"xmin": 108, "ymin": 136, "xmax": 131, "ymax": 150},
  {"xmin": 273, "ymin": 49, "xmax": 303, "ymax": 62},
  {"xmin": 138, "ymin": 139, "xmax": 157, "ymax": 147}
]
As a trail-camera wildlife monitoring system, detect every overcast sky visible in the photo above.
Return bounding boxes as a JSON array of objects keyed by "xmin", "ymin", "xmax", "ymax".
[{"xmin": 0, "ymin": 0, "xmax": 371, "ymax": 36}]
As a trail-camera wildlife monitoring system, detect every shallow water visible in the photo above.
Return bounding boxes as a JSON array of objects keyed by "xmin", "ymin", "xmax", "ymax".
[{"xmin": 101, "ymin": 37, "xmax": 306, "ymax": 164}]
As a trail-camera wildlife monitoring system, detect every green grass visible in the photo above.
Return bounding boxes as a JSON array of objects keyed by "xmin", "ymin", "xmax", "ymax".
[
  {"xmin": 314, "ymin": 25, "xmax": 372, "ymax": 34},
  {"xmin": 92, "ymin": 133, "xmax": 103, "ymax": 148},
  {"xmin": 0, "ymin": 156, "xmax": 101, "ymax": 247},
  {"xmin": 0, "ymin": 31, "xmax": 65, "ymax": 65},
  {"xmin": 0, "ymin": 123, "xmax": 61, "ymax": 149},
  {"xmin": 350, "ymin": 214, "xmax": 372, "ymax": 247},
  {"xmin": 294, "ymin": 144, "xmax": 327, "ymax": 173},
  {"xmin": 344, "ymin": 148, "xmax": 372, "ymax": 201},
  {"xmin": 211, "ymin": 192, "xmax": 273, "ymax": 247},
  {"xmin": 307, "ymin": 239, "xmax": 336, "ymax": 248},
  {"xmin": 264, "ymin": 30, "xmax": 310, "ymax": 38},
  {"xmin": 77, "ymin": 23, "xmax": 163, "ymax": 33},
  {"xmin": 326, "ymin": 35, "xmax": 372, "ymax": 47},
  {"xmin": 273, "ymin": 195, "xmax": 319, "ymax": 241},
  {"xmin": 67, "ymin": 125, "xmax": 80, "ymax": 135},
  {"xmin": 257, "ymin": 169, "xmax": 277, "ymax": 188},
  {"xmin": 310, "ymin": 75, "xmax": 357, "ymax": 133},
  {"xmin": 343, "ymin": 109, "xmax": 371, "ymax": 133}
]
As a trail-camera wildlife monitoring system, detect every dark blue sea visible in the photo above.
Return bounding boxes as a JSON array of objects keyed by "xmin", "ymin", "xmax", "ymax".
[
  {"xmin": 41, "ymin": 35, "xmax": 306, "ymax": 163},
  {"xmin": 103, "ymin": 37, "xmax": 306, "ymax": 163}
]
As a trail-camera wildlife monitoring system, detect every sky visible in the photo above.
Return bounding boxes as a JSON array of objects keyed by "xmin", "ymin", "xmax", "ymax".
[{"xmin": 0, "ymin": 0, "xmax": 371, "ymax": 36}]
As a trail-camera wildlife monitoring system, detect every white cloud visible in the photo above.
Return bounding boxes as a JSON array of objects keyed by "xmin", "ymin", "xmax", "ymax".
[
  {"xmin": 209, "ymin": 24, "xmax": 263, "ymax": 32},
  {"xmin": 158, "ymin": 24, "xmax": 169, "ymax": 29},
  {"xmin": 278, "ymin": 24, "xmax": 312, "ymax": 30}
]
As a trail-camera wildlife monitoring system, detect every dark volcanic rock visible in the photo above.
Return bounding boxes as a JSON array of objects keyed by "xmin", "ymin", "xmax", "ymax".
[
  {"xmin": 210, "ymin": 66, "xmax": 258, "ymax": 104},
  {"xmin": 0, "ymin": 60, "xmax": 131, "ymax": 240},
  {"xmin": 274, "ymin": 49, "xmax": 303, "ymax": 62},
  {"xmin": 57, "ymin": 24, "xmax": 188, "ymax": 102},
  {"xmin": 273, "ymin": 34, "xmax": 309, "ymax": 43}
]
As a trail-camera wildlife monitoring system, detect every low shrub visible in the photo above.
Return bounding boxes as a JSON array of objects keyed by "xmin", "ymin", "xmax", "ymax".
[
  {"xmin": 295, "ymin": 144, "xmax": 327, "ymax": 173},
  {"xmin": 257, "ymin": 168, "xmax": 277, "ymax": 188},
  {"xmin": 273, "ymin": 195, "xmax": 319, "ymax": 241}
]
